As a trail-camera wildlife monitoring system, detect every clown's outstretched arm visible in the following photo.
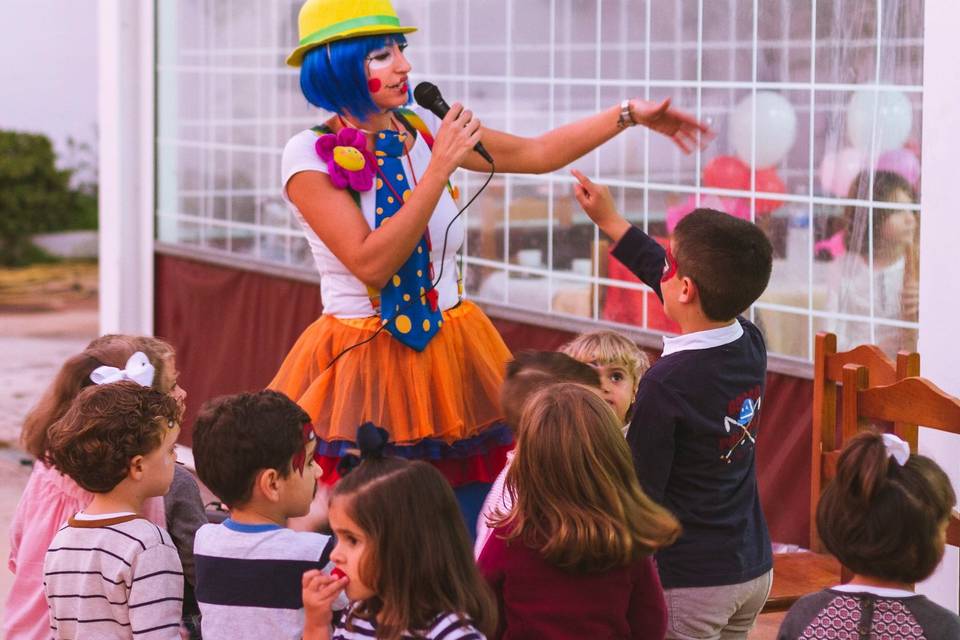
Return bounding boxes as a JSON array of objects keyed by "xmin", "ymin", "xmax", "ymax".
[{"xmin": 459, "ymin": 98, "xmax": 713, "ymax": 174}]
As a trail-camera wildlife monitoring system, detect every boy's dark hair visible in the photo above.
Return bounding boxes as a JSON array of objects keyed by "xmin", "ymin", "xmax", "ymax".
[
  {"xmin": 673, "ymin": 209, "xmax": 774, "ymax": 321},
  {"xmin": 47, "ymin": 381, "xmax": 180, "ymax": 493},
  {"xmin": 501, "ymin": 351, "xmax": 601, "ymax": 429},
  {"xmin": 192, "ymin": 390, "xmax": 312, "ymax": 508},
  {"xmin": 817, "ymin": 431, "xmax": 956, "ymax": 583}
]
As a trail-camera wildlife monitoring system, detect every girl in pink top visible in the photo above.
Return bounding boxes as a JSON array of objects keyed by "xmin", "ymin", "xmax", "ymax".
[{"xmin": 4, "ymin": 335, "xmax": 185, "ymax": 640}]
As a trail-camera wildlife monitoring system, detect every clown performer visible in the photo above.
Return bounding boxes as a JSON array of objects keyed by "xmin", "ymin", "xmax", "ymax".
[{"xmin": 271, "ymin": 0, "xmax": 712, "ymax": 529}]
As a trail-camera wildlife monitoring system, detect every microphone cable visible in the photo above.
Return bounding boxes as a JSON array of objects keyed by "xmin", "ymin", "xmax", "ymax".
[{"xmin": 322, "ymin": 160, "xmax": 496, "ymax": 372}]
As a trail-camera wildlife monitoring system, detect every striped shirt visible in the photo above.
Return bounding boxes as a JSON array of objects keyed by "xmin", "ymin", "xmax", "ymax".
[
  {"xmin": 334, "ymin": 607, "xmax": 485, "ymax": 639},
  {"xmin": 43, "ymin": 512, "xmax": 184, "ymax": 639},
  {"xmin": 194, "ymin": 519, "xmax": 344, "ymax": 640}
]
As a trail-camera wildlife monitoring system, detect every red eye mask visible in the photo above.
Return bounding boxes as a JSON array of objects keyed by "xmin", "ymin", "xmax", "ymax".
[
  {"xmin": 291, "ymin": 422, "xmax": 320, "ymax": 476},
  {"xmin": 661, "ymin": 245, "xmax": 679, "ymax": 283}
]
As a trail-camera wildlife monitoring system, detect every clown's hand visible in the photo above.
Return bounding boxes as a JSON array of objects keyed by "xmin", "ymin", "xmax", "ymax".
[{"xmin": 629, "ymin": 98, "xmax": 714, "ymax": 154}]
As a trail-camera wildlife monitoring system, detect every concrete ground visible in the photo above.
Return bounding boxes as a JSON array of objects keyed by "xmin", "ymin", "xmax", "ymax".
[{"xmin": 0, "ymin": 263, "xmax": 98, "ymax": 627}]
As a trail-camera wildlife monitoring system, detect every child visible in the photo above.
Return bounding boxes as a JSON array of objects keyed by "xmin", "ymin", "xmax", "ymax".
[
  {"xmin": 829, "ymin": 170, "xmax": 920, "ymax": 354},
  {"xmin": 560, "ymin": 329, "xmax": 651, "ymax": 431},
  {"xmin": 191, "ymin": 390, "xmax": 344, "ymax": 640},
  {"xmin": 478, "ymin": 382, "xmax": 680, "ymax": 639},
  {"xmin": 43, "ymin": 381, "xmax": 184, "ymax": 639},
  {"xmin": 301, "ymin": 429, "xmax": 495, "ymax": 640},
  {"xmin": 573, "ymin": 169, "xmax": 775, "ymax": 639},
  {"xmin": 5, "ymin": 335, "xmax": 205, "ymax": 640},
  {"xmin": 474, "ymin": 351, "xmax": 601, "ymax": 556},
  {"xmin": 778, "ymin": 432, "xmax": 960, "ymax": 639}
]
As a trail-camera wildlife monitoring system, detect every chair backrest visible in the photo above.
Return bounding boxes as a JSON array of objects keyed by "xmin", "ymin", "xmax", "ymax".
[
  {"xmin": 840, "ymin": 366, "xmax": 960, "ymax": 607},
  {"xmin": 809, "ymin": 333, "xmax": 920, "ymax": 551},
  {"xmin": 840, "ymin": 368, "xmax": 960, "ymax": 448}
]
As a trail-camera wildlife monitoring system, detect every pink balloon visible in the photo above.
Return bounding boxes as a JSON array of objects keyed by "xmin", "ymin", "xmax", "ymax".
[
  {"xmin": 666, "ymin": 194, "xmax": 746, "ymax": 233},
  {"xmin": 876, "ymin": 148, "xmax": 921, "ymax": 188},
  {"xmin": 819, "ymin": 148, "xmax": 866, "ymax": 197}
]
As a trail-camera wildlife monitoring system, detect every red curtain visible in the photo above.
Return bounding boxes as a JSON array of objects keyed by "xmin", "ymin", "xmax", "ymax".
[{"xmin": 156, "ymin": 253, "xmax": 812, "ymax": 546}]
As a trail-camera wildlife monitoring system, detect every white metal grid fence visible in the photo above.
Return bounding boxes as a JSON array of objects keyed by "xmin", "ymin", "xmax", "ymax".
[{"xmin": 156, "ymin": 0, "xmax": 924, "ymax": 364}]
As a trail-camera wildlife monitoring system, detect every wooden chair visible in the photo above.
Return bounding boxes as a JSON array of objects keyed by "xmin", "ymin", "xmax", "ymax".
[
  {"xmin": 762, "ymin": 333, "xmax": 920, "ymax": 613},
  {"xmin": 810, "ymin": 334, "xmax": 920, "ymax": 551},
  {"xmin": 840, "ymin": 365, "xmax": 960, "ymax": 610}
]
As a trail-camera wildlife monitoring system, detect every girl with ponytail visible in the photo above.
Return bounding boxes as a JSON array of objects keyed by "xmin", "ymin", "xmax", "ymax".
[{"xmin": 778, "ymin": 431, "xmax": 959, "ymax": 639}]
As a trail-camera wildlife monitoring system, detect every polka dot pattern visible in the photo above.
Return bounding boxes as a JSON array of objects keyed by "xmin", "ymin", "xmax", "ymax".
[
  {"xmin": 799, "ymin": 595, "xmax": 929, "ymax": 640},
  {"xmin": 372, "ymin": 128, "xmax": 442, "ymax": 352}
]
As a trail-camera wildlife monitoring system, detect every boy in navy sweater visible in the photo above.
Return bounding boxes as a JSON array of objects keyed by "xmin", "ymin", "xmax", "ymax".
[{"xmin": 573, "ymin": 169, "xmax": 774, "ymax": 640}]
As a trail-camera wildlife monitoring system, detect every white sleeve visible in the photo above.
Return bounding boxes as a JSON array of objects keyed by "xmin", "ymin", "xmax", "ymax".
[
  {"xmin": 281, "ymin": 130, "xmax": 329, "ymax": 199},
  {"xmin": 128, "ymin": 542, "xmax": 184, "ymax": 639}
]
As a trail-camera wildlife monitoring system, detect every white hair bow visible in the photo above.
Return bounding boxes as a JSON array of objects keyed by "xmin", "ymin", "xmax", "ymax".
[
  {"xmin": 881, "ymin": 433, "xmax": 910, "ymax": 466},
  {"xmin": 90, "ymin": 351, "xmax": 156, "ymax": 388}
]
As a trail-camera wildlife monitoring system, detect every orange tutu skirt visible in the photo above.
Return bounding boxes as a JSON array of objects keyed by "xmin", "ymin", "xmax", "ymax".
[{"xmin": 268, "ymin": 301, "xmax": 512, "ymax": 445}]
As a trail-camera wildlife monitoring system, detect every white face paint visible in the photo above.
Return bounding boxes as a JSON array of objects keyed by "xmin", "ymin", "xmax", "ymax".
[{"xmin": 365, "ymin": 43, "xmax": 405, "ymax": 71}]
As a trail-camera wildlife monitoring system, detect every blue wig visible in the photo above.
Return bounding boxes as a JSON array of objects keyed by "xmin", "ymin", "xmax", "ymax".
[{"xmin": 300, "ymin": 34, "xmax": 412, "ymax": 120}]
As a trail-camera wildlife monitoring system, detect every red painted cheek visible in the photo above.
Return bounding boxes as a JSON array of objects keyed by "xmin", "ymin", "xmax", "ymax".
[{"xmin": 367, "ymin": 78, "xmax": 382, "ymax": 93}]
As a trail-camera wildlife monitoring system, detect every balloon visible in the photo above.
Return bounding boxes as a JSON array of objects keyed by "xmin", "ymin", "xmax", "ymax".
[
  {"xmin": 819, "ymin": 147, "xmax": 866, "ymax": 197},
  {"xmin": 876, "ymin": 147, "xmax": 920, "ymax": 188},
  {"xmin": 754, "ymin": 168, "xmax": 786, "ymax": 214},
  {"xmin": 703, "ymin": 155, "xmax": 751, "ymax": 190},
  {"xmin": 730, "ymin": 91, "xmax": 798, "ymax": 169},
  {"xmin": 666, "ymin": 194, "xmax": 749, "ymax": 233},
  {"xmin": 846, "ymin": 89, "xmax": 913, "ymax": 154},
  {"xmin": 667, "ymin": 194, "xmax": 750, "ymax": 233}
]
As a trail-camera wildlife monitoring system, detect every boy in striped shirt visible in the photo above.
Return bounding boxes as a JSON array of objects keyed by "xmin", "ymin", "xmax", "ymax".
[
  {"xmin": 43, "ymin": 381, "xmax": 185, "ymax": 639},
  {"xmin": 191, "ymin": 391, "xmax": 345, "ymax": 640}
]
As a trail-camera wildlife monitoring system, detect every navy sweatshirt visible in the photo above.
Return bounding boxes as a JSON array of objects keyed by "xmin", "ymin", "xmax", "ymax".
[{"xmin": 613, "ymin": 225, "xmax": 773, "ymax": 589}]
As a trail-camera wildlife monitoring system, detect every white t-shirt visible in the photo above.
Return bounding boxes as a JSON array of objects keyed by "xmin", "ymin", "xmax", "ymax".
[
  {"xmin": 281, "ymin": 107, "xmax": 464, "ymax": 318},
  {"xmin": 827, "ymin": 255, "xmax": 910, "ymax": 354}
]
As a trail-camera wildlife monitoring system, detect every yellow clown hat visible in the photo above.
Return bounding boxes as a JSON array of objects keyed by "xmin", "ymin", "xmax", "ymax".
[{"xmin": 286, "ymin": 0, "xmax": 417, "ymax": 67}]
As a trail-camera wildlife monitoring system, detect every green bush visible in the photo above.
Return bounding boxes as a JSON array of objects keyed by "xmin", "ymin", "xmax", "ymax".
[{"xmin": 0, "ymin": 131, "xmax": 98, "ymax": 266}]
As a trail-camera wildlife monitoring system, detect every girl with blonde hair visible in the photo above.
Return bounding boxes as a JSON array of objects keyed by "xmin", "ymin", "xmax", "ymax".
[{"xmin": 560, "ymin": 329, "xmax": 650, "ymax": 430}]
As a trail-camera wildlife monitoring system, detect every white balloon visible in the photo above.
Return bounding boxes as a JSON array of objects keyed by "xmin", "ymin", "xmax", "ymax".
[
  {"xmin": 730, "ymin": 91, "xmax": 798, "ymax": 169},
  {"xmin": 846, "ymin": 89, "xmax": 913, "ymax": 154}
]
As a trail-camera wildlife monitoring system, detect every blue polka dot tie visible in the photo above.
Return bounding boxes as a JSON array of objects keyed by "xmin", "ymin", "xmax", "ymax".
[{"xmin": 374, "ymin": 129, "xmax": 442, "ymax": 352}]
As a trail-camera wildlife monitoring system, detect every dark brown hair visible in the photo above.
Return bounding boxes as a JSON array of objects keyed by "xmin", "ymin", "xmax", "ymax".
[
  {"xmin": 494, "ymin": 383, "xmax": 680, "ymax": 572},
  {"xmin": 332, "ymin": 458, "xmax": 496, "ymax": 640},
  {"xmin": 192, "ymin": 390, "xmax": 312, "ymax": 508},
  {"xmin": 672, "ymin": 209, "xmax": 774, "ymax": 321},
  {"xmin": 817, "ymin": 431, "xmax": 956, "ymax": 583},
  {"xmin": 501, "ymin": 351, "xmax": 601, "ymax": 429},
  {"xmin": 843, "ymin": 170, "xmax": 918, "ymax": 258},
  {"xmin": 46, "ymin": 381, "xmax": 180, "ymax": 493},
  {"xmin": 23, "ymin": 334, "xmax": 176, "ymax": 459}
]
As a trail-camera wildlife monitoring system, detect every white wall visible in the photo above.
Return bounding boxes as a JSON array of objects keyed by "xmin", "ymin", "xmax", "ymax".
[
  {"xmin": 918, "ymin": 0, "xmax": 960, "ymax": 613},
  {"xmin": 0, "ymin": 0, "xmax": 98, "ymax": 166}
]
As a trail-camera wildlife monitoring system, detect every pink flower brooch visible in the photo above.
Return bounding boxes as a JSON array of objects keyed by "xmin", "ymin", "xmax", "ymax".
[{"xmin": 315, "ymin": 127, "xmax": 376, "ymax": 192}]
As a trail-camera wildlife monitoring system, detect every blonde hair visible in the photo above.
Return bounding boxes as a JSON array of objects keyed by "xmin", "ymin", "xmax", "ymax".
[
  {"xmin": 560, "ymin": 330, "xmax": 650, "ymax": 387},
  {"xmin": 493, "ymin": 383, "xmax": 680, "ymax": 572}
]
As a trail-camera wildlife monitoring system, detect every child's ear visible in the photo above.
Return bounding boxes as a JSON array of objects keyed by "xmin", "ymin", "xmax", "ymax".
[
  {"xmin": 256, "ymin": 468, "xmax": 283, "ymax": 503},
  {"xmin": 677, "ymin": 275, "xmax": 698, "ymax": 305},
  {"xmin": 129, "ymin": 455, "xmax": 145, "ymax": 481}
]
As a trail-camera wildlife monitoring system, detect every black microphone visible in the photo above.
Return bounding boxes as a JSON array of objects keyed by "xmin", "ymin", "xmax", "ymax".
[{"xmin": 413, "ymin": 82, "xmax": 494, "ymax": 165}]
